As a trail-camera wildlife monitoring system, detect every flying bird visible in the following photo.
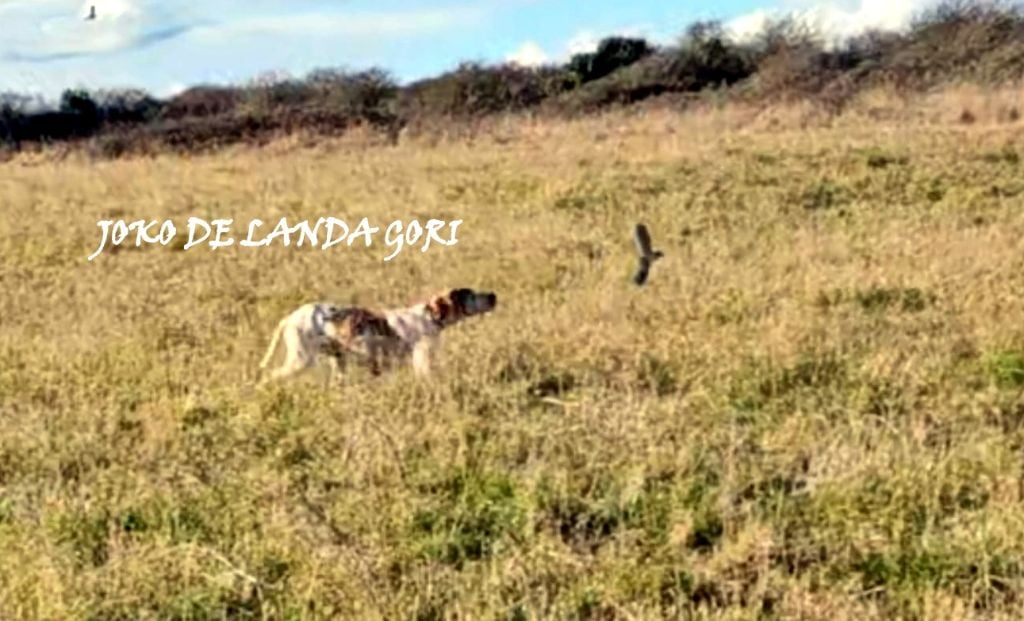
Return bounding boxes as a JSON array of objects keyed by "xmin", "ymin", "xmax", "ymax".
[
  {"xmin": 632, "ymin": 223, "xmax": 664, "ymax": 286},
  {"xmin": 85, "ymin": 5, "xmax": 97, "ymax": 20}
]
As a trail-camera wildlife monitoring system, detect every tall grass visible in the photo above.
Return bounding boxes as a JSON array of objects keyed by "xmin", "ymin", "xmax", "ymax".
[{"xmin": 2, "ymin": 99, "xmax": 1024, "ymax": 619}]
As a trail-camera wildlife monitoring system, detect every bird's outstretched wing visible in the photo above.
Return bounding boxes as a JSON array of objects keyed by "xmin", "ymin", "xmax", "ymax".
[
  {"xmin": 634, "ymin": 223, "xmax": 653, "ymax": 258},
  {"xmin": 633, "ymin": 258, "xmax": 651, "ymax": 286}
]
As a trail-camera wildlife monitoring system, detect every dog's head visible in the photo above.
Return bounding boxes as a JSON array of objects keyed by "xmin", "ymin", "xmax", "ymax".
[{"xmin": 426, "ymin": 287, "xmax": 498, "ymax": 326}]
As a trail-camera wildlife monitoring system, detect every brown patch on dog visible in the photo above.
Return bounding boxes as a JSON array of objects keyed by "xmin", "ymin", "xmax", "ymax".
[
  {"xmin": 328, "ymin": 307, "xmax": 398, "ymax": 348},
  {"xmin": 426, "ymin": 295, "xmax": 452, "ymax": 324},
  {"xmin": 427, "ymin": 287, "xmax": 487, "ymax": 325}
]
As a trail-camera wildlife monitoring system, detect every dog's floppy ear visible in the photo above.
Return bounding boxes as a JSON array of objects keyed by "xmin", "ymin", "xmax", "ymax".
[{"xmin": 426, "ymin": 292, "xmax": 452, "ymax": 323}]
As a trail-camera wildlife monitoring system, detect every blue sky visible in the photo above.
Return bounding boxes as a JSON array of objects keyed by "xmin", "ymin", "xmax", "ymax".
[{"xmin": 0, "ymin": 0, "xmax": 927, "ymax": 102}]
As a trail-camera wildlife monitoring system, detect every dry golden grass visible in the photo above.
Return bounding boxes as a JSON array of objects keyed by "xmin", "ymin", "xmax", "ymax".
[{"xmin": 3, "ymin": 92, "xmax": 1024, "ymax": 620}]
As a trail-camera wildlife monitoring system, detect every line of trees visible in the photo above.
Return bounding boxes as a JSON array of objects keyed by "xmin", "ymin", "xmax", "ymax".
[{"xmin": 1, "ymin": 0, "xmax": 1022, "ymax": 157}]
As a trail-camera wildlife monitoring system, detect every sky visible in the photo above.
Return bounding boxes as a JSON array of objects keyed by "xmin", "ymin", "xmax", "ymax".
[{"xmin": 0, "ymin": 0, "xmax": 933, "ymax": 102}]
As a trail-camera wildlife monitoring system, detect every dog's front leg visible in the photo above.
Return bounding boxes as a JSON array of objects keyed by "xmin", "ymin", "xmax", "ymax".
[
  {"xmin": 327, "ymin": 354, "xmax": 348, "ymax": 387},
  {"xmin": 412, "ymin": 337, "xmax": 437, "ymax": 378},
  {"xmin": 369, "ymin": 356, "xmax": 383, "ymax": 377},
  {"xmin": 361, "ymin": 342, "xmax": 384, "ymax": 377},
  {"xmin": 322, "ymin": 355, "xmax": 338, "ymax": 389}
]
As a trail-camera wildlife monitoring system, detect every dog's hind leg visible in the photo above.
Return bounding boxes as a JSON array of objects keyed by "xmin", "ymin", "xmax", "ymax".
[
  {"xmin": 259, "ymin": 318, "xmax": 287, "ymax": 370},
  {"xmin": 269, "ymin": 356, "xmax": 315, "ymax": 382},
  {"xmin": 261, "ymin": 326, "xmax": 315, "ymax": 384}
]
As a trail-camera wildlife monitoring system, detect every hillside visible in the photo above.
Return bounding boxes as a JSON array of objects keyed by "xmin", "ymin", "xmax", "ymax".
[{"xmin": 4, "ymin": 1, "xmax": 1024, "ymax": 159}]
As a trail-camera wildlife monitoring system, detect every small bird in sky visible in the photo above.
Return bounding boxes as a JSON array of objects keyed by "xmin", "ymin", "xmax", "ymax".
[
  {"xmin": 632, "ymin": 222, "xmax": 664, "ymax": 286},
  {"xmin": 85, "ymin": 5, "xmax": 97, "ymax": 20}
]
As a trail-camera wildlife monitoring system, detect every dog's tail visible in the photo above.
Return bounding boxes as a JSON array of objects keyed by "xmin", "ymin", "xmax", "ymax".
[{"xmin": 259, "ymin": 318, "xmax": 287, "ymax": 370}]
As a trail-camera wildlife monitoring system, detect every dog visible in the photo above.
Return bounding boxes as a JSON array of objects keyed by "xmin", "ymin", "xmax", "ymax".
[{"xmin": 258, "ymin": 287, "xmax": 498, "ymax": 384}]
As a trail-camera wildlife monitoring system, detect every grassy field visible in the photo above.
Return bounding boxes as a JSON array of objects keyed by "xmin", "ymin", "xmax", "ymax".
[{"xmin": 3, "ymin": 90, "xmax": 1024, "ymax": 620}]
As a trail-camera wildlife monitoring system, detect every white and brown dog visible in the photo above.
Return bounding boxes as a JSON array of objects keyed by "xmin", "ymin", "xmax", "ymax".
[{"xmin": 258, "ymin": 287, "xmax": 498, "ymax": 384}]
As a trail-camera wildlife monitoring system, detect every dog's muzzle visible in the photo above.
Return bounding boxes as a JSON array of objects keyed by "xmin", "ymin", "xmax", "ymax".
[{"xmin": 477, "ymin": 292, "xmax": 497, "ymax": 313}]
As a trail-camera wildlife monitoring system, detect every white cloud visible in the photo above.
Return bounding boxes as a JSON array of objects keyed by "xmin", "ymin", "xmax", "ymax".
[
  {"xmin": 189, "ymin": 7, "xmax": 488, "ymax": 40},
  {"xmin": 559, "ymin": 24, "xmax": 671, "ymax": 61},
  {"xmin": 725, "ymin": 0, "xmax": 931, "ymax": 45},
  {"xmin": 506, "ymin": 40, "xmax": 548, "ymax": 66},
  {"xmin": 564, "ymin": 30, "xmax": 601, "ymax": 57},
  {"xmin": 156, "ymin": 81, "xmax": 188, "ymax": 98},
  {"xmin": 2, "ymin": 0, "xmax": 206, "ymax": 62},
  {"xmin": 81, "ymin": 0, "xmax": 140, "ymax": 21},
  {"xmin": 725, "ymin": 9, "xmax": 774, "ymax": 43},
  {"xmin": 0, "ymin": 2, "xmax": 487, "ymax": 63}
]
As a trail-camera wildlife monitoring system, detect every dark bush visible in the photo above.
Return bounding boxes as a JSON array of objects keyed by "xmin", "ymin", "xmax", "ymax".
[
  {"xmin": 748, "ymin": 15, "xmax": 821, "ymax": 58},
  {"xmin": 239, "ymin": 76, "xmax": 317, "ymax": 114},
  {"xmin": 306, "ymin": 67, "xmax": 400, "ymax": 127},
  {"xmin": 674, "ymin": 21, "xmax": 756, "ymax": 89},
  {"xmin": 875, "ymin": 0, "xmax": 1024, "ymax": 87},
  {"xmin": 401, "ymin": 62, "xmax": 575, "ymax": 119},
  {"xmin": 161, "ymin": 86, "xmax": 242, "ymax": 120},
  {"xmin": 18, "ymin": 111, "xmax": 88, "ymax": 142},
  {"xmin": 550, "ymin": 53, "xmax": 680, "ymax": 112},
  {"xmin": 551, "ymin": 23, "xmax": 755, "ymax": 112},
  {"xmin": 744, "ymin": 18, "xmax": 887, "ymax": 107},
  {"xmin": 60, "ymin": 89, "xmax": 98, "ymax": 118},
  {"xmin": 567, "ymin": 36, "xmax": 655, "ymax": 83},
  {"xmin": 0, "ymin": 103, "xmax": 21, "ymax": 147},
  {"xmin": 95, "ymin": 89, "xmax": 164, "ymax": 125}
]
